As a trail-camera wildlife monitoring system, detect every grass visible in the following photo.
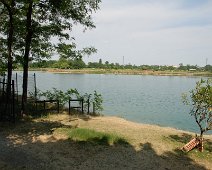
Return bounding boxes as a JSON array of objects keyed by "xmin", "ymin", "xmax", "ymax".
[{"xmin": 56, "ymin": 127, "xmax": 129, "ymax": 146}]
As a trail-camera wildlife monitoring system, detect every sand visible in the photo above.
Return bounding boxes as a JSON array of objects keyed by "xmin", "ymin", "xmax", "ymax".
[{"xmin": 0, "ymin": 114, "xmax": 212, "ymax": 170}]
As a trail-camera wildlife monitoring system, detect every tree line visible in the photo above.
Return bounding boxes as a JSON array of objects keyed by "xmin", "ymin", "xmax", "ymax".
[{"xmin": 28, "ymin": 58, "xmax": 212, "ymax": 72}]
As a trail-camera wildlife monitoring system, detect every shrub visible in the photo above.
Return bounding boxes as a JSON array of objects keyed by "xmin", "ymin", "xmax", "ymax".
[
  {"xmin": 182, "ymin": 79, "xmax": 212, "ymax": 151},
  {"xmin": 34, "ymin": 88, "xmax": 103, "ymax": 113}
]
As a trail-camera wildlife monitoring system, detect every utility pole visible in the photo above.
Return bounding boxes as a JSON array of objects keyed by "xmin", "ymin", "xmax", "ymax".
[
  {"xmin": 206, "ymin": 58, "xmax": 208, "ymax": 66},
  {"xmin": 123, "ymin": 56, "xmax": 125, "ymax": 68}
]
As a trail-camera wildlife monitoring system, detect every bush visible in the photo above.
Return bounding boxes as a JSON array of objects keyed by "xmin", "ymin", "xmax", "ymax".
[{"xmin": 34, "ymin": 88, "xmax": 103, "ymax": 113}]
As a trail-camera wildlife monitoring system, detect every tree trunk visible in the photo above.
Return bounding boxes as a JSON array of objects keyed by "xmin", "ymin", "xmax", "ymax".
[
  {"xmin": 198, "ymin": 132, "xmax": 204, "ymax": 152},
  {"xmin": 2, "ymin": 0, "xmax": 15, "ymax": 98},
  {"xmin": 21, "ymin": 0, "xmax": 33, "ymax": 115},
  {"xmin": 6, "ymin": 9, "xmax": 13, "ymax": 99}
]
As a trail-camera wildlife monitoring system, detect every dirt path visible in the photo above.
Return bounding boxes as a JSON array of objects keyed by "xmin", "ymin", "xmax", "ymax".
[{"xmin": 0, "ymin": 115, "xmax": 212, "ymax": 170}]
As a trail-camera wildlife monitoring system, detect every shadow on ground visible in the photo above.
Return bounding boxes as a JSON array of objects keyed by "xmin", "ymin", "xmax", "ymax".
[{"xmin": 0, "ymin": 119, "xmax": 209, "ymax": 170}]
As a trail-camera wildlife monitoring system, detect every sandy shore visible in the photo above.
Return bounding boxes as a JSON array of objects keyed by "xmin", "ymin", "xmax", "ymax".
[{"xmin": 0, "ymin": 114, "xmax": 212, "ymax": 170}]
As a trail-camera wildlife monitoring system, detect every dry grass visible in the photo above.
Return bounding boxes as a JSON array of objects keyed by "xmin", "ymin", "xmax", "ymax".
[
  {"xmin": 0, "ymin": 114, "xmax": 212, "ymax": 170},
  {"xmin": 43, "ymin": 68, "xmax": 212, "ymax": 77}
]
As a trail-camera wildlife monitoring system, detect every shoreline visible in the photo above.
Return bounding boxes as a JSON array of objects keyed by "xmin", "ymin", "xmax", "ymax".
[
  {"xmin": 1, "ymin": 114, "xmax": 212, "ymax": 169},
  {"xmin": 91, "ymin": 115, "xmax": 212, "ymax": 138},
  {"xmin": 16, "ymin": 68, "xmax": 212, "ymax": 77},
  {"xmin": 120, "ymin": 116, "xmax": 212, "ymax": 136},
  {"xmin": 13, "ymin": 69, "xmax": 211, "ymax": 135},
  {"xmin": 48, "ymin": 114, "xmax": 212, "ymax": 139}
]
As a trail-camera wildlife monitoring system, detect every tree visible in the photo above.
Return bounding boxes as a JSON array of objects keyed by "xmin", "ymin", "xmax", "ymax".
[
  {"xmin": 205, "ymin": 65, "xmax": 212, "ymax": 72},
  {"xmin": 0, "ymin": 0, "xmax": 15, "ymax": 95},
  {"xmin": 21, "ymin": 0, "xmax": 33, "ymax": 114},
  {"xmin": 98, "ymin": 58, "xmax": 103, "ymax": 68},
  {"xmin": 56, "ymin": 43, "xmax": 96, "ymax": 70},
  {"xmin": 0, "ymin": 58, "xmax": 6, "ymax": 74},
  {"xmin": 4, "ymin": 0, "xmax": 101, "ymax": 114},
  {"xmin": 182, "ymin": 79, "xmax": 212, "ymax": 151},
  {"xmin": 57, "ymin": 43, "xmax": 97, "ymax": 61},
  {"xmin": 72, "ymin": 58, "xmax": 86, "ymax": 69},
  {"xmin": 53, "ymin": 58, "xmax": 70, "ymax": 69}
]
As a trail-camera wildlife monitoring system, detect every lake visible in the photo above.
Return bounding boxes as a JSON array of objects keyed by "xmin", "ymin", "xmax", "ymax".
[{"xmin": 16, "ymin": 71, "xmax": 209, "ymax": 133}]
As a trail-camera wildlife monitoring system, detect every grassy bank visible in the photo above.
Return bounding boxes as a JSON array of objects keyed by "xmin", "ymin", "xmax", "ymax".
[{"xmin": 0, "ymin": 114, "xmax": 211, "ymax": 169}]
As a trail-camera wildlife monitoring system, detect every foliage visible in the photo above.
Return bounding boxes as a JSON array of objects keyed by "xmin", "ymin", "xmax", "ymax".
[
  {"xmin": 35, "ymin": 88, "xmax": 103, "ymax": 113},
  {"xmin": 36, "ymin": 88, "xmax": 80, "ymax": 106},
  {"xmin": 57, "ymin": 43, "xmax": 97, "ymax": 61},
  {"xmin": 0, "ymin": 0, "xmax": 101, "ymax": 63},
  {"xmin": 52, "ymin": 58, "xmax": 71, "ymax": 69},
  {"xmin": 29, "ymin": 60, "xmax": 57, "ymax": 68},
  {"xmin": 205, "ymin": 65, "xmax": 212, "ymax": 72},
  {"xmin": 28, "ymin": 58, "xmax": 212, "ymax": 73},
  {"xmin": 78, "ymin": 91, "xmax": 103, "ymax": 114},
  {"xmin": 79, "ymin": 92, "xmax": 92, "ymax": 111},
  {"xmin": 92, "ymin": 90, "xmax": 103, "ymax": 113},
  {"xmin": 0, "ymin": 59, "xmax": 6, "ymax": 74},
  {"xmin": 71, "ymin": 58, "xmax": 86, "ymax": 69},
  {"xmin": 182, "ymin": 79, "xmax": 212, "ymax": 137},
  {"xmin": 0, "ymin": 0, "xmax": 101, "ymax": 113}
]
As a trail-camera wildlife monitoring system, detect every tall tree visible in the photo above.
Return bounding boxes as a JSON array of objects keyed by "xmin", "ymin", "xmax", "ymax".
[
  {"xmin": 1, "ymin": 0, "xmax": 101, "ymax": 114},
  {"xmin": 20, "ymin": 0, "xmax": 101, "ymax": 113},
  {"xmin": 21, "ymin": 0, "xmax": 33, "ymax": 114},
  {"xmin": 0, "ymin": 0, "xmax": 15, "ymax": 95}
]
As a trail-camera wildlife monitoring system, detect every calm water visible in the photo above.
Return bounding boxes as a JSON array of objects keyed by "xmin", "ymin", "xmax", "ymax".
[{"xmin": 16, "ymin": 71, "xmax": 209, "ymax": 133}]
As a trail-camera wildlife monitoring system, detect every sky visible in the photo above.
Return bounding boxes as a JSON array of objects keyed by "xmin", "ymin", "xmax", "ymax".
[{"xmin": 70, "ymin": 0, "xmax": 212, "ymax": 66}]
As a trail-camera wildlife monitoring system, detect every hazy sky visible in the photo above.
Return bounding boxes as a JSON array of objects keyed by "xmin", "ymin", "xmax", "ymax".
[{"xmin": 71, "ymin": 0, "xmax": 212, "ymax": 66}]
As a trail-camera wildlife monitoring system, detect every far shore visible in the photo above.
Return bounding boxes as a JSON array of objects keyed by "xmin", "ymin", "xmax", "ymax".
[{"xmin": 23, "ymin": 68, "xmax": 212, "ymax": 77}]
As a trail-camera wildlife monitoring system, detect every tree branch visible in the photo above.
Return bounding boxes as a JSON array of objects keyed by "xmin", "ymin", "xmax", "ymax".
[
  {"xmin": 0, "ymin": 0, "xmax": 10, "ymax": 12},
  {"xmin": 194, "ymin": 108, "xmax": 204, "ymax": 133}
]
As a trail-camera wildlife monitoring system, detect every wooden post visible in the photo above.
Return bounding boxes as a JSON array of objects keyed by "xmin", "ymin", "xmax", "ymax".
[
  {"xmin": 93, "ymin": 102, "xmax": 95, "ymax": 114},
  {"xmin": 57, "ymin": 100, "xmax": 59, "ymax": 113},
  {"xmin": 34, "ymin": 73, "xmax": 37, "ymax": 100},
  {"xmin": 87, "ymin": 99, "xmax": 90, "ymax": 114},
  {"xmin": 69, "ymin": 99, "xmax": 71, "ymax": 115},
  {"xmin": 0, "ymin": 79, "xmax": 1, "ymax": 120},
  {"xmin": 16, "ymin": 73, "xmax": 18, "ymax": 103},
  {"xmin": 81, "ymin": 99, "xmax": 84, "ymax": 114},
  {"xmin": 0, "ymin": 78, "xmax": 2, "ymax": 96},
  {"xmin": 12, "ymin": 80, "xmax": 15, "ymax": 122},
  {"xmin": 2, "ymin": 78, "xmax": 5, "ymax": 100}
]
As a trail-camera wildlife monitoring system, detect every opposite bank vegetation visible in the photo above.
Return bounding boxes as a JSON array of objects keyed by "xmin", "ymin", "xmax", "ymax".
[{"xmin": 25, "ymin": 68, "xmax": 212, "ymax": 77}]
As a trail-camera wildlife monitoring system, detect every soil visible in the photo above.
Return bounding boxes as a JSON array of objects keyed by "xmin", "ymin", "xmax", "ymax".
[{"xmin": 0, "ymin": 114, "xmax": 212, "ymax": 170}]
